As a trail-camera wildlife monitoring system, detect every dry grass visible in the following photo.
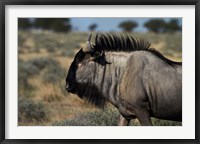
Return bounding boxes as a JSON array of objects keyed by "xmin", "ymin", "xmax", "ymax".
[
  {"xmin": 23, "ymin": 74, "xmax": 98, "ymax": 125},
  {"xmin": 19, "ymin": 50, "xmax": 50, "ymax": 61},
  {"xmin": 54, "ymin": 57, "xmax": 73, "ymax": 68},
  {"xmin": 29, "ymin": 78, "xmax": 63, "ymax": 102},
  {"xmin": 18, "ymin": 30, "xmax": 182, "ymax": 126}
]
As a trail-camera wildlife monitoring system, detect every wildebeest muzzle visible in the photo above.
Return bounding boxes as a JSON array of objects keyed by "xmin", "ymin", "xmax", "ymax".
[{"xmin": 65, "ymin": 82, "xmax": 76, "ymax": 93}]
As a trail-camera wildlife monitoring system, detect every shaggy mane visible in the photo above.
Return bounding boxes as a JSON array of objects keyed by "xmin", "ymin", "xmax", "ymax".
[
  {"xmin": 74, "ymin": 82, "xmax": 107, "ymax": 108},
  {"xmin": 95, "ymin": 33, "xmax": 182, "ymax": 66}
]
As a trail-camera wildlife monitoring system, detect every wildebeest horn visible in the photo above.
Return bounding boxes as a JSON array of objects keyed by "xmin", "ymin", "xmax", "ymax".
[
  {"xmin": 95, "ymin": 34, "xmax": 98, "ymax": 44},
  {"xmin": 88, "ymin": 33, "xmax": 92, "ymax": 41},
  {"xmin": 83, "ymin": 33, "xmax": 95, "ymax": 53}
]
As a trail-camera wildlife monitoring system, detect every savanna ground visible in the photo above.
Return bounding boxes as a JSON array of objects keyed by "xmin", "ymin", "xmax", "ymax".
[{"xmin": 18, "ymin": 30, "xmax": 182, "ymax": 126}]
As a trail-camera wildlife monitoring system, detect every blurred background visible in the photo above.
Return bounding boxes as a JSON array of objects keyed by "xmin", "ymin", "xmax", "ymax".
[{"xmin": 18, "ymin": 18, "xmax": 182, "ymax": 126}]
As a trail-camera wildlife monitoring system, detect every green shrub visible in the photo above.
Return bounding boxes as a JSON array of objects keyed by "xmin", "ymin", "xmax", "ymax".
[
  {"xmin": 18, "ymin": 57, "xmax": 67, "ymax": 99},
  {"xmin": 52, "ymin": 108, "xmax": 182, "ymax": 126},
  {"xmin": 19, "ymin": 59, "xmax": 40, "ymax": 76},
  {"xmin": 151, "ymin": 118, "xmax": 182, "ymax": 126},
  {"xmin": 18, "ymin": 70, "xmax": 33, "ymax": 90},
  {"xmin": 18, "ymin": 31, "xmax": 28, "ymax": 47},
  {"xmin": 18, "ymin": 98, "xmax": 50, "ymax": 123},
  {"xmin": 18, "ymin": 60, "xmax": 37, "ymax": 92},
  {"xmin": 41, "ymin": 61, "xmax": 66, "ymax": 84},
  {"xmin": 52, "ymin": 108, "xmax": 120, "ymax": 126},
  {"xmin": 28, "ymin": 57, "xmax": 59, "ymax": 70},
  {"xmin": 59, "ymin": 49, "xmax": 75, "ymax": 57},
  {"xmin": 18, "ymin": 57, "xmax": 64, "ymax": 83},
  {"xmin": 19, "ymin": 30, "xmax": 90, "ymax": 53}
]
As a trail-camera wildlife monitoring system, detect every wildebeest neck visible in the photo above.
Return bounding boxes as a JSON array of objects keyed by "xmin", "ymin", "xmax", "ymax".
[
  {"xmin": 73, "ymin": 82, "xmax": 106, "ymax": 108},
  {"xmin": 75, "ymin": 52, "xmax": 132, "ymax": 107}
]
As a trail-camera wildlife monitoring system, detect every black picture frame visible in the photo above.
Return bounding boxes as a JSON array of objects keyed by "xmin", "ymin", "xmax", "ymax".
[{"xmin": 0, "ymin": 0, "xmax": 199, "ymax": 143}]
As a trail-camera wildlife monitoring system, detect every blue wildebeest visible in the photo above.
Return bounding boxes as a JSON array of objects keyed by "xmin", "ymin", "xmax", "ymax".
[{"xmin": 65, "ymin": 33, "xmax": 182, "ymax": 126}]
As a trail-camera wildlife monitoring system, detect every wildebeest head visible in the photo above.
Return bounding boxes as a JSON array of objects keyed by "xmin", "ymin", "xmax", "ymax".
[{"xmin": 65, "ymin": 34, "xmax": 107, "ymax": 93}]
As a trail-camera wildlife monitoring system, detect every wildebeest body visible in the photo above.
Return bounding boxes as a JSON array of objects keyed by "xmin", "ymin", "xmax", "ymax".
[
  {"xmin": 119, "ymin": 52, "xmax": 182, "ymax": 122},
  {"xmin": 66, "ymin": 33, "xmax": 182, "ymax": 126}
]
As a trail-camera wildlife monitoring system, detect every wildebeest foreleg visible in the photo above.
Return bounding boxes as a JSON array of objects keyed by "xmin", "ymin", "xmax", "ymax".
[
  {"xmin": 136, "ymin": 109, "xmax": 152, "ymax": 126},
  {"xmin": 118, "ymin": 115, "xmax": 130, "ymax": 126}
]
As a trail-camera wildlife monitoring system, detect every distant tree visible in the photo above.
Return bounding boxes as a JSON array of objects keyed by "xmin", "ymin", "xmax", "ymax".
[
  {"xmin": 18, "ymin": 18, "xmax": 32, "ymax": 30},
  {"xmin": 89, "ymin": 23, "xmax": 98, "ymax": 31},
  {"xmin": 118, "ymin": 21, "xmax": 138, "ymax": 32},
  {"xmin": 144, "ymin": 19, "xmax": 166, "ymax": 33},
  {"xmin": 33, "ymin": 18, "xmax": 71, "ymax": 32},
  {"xmin": 164, "ymin": 19, "xmax": 181, "ymax": 33}
]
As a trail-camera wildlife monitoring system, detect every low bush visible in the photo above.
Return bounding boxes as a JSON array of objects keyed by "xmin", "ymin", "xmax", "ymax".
[
  {"xmin": 19, "ymin": 30, "xmax": 90, "ymax": 53},
  {"xmin": 27, "ymin": 57, "xmax": 59, "ymax": 70},
  {"xmin": 151, "ymin": 118, "xmax": 182, "ymax": 126},
  {"xmin": 18, "ymin": 57, "xmax": 65, "ymax": 86},
  {"xmin": 52, "ymin": 108, "xmax": 182, "ymax": 126},
  {"xmin": 19, "ymin": 60, "xmax": 40, "ymax": 76},
  {"xmin": 18, "ymin": 98, "xmax": 50, "ymax": 123},
  {"xmin": 59, "ymin": 49, "xmax": 75, "ymax": 57},
  {"xmin": 52, "ymin": 108, "xmax": 120, "ymax": 126},
  {"xmin": 18, "ymin": 31, "xmax": 29, "ymax": 47},
  {"xmin": 18, "ymin": 60, "xmax": 37, "ymax": 93},
  {"xmin": 41, "ymin": 61, "xmax": 66, "ymax": 84}
]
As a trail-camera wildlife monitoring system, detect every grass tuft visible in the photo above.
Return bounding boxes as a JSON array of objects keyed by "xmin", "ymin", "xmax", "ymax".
[
  {"xmin": 18, "ymin": 30, "xmax": 182, "ymax": 126},
  {"xmin": 52, "ymin": 108, "xmax": 182, "ymax": 126},
  {"xmin": 18, "ymin": 98, "xmax": 50, "ymax": 123}
]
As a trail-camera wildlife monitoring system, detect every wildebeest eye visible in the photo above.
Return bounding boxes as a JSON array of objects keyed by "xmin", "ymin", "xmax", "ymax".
[{"xmin": 92, "ymin": 51, "xmax": 101, "ymax": 58}]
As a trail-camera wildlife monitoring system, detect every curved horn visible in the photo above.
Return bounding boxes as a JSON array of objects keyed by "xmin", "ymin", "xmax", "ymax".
[
  {"xmin": 95, "ymin": 34, "xmax": 98, "ymax": 44},
  {"xmin": 83, "ymin": 33, "xmax": 94, "ymax": 53},
  {"xmin": 88, "ymin": 33, "xmax": 92, "ymax": 41},
  {"xmin": 86, "ymin": 33, "xmax": 93, "ymax": 50}
]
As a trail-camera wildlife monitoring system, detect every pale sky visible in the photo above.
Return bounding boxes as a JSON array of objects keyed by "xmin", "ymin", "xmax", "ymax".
[{"xmin": 70, "ymin": 18, "xmax": 182, "ymax": 32}]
